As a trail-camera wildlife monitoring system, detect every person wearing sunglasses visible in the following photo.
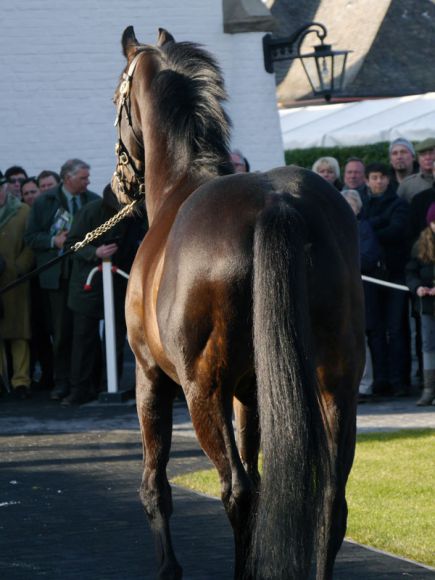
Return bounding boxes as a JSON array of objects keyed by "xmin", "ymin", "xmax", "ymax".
[{"xmin": 4, "ymin": 165, "xmax": 28, "ymax": 199}]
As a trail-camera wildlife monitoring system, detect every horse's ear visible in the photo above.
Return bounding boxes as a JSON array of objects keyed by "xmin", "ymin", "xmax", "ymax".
[
  {"xmin": 122, "ymin": 26, "xmax": 139, "ymax": 59},
  {"xmin": 157, "ymin": 28, "xmax": 175, "ymax": 46}
]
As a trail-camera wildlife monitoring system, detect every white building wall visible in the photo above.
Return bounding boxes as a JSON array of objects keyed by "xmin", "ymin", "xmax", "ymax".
[{"xmin": 0, "ymin": 0, "xmax": 284, "ymax": 194}]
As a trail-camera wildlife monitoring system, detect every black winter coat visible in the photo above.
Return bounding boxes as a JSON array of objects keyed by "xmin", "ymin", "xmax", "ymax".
[
  {"xmin": 67, "ymin": 191, "xmax": 148, "ymax": 318},
  {"xmin": 362, "ymin": 185, "xmax": 410, "ymax": 281},
  {"xmin": 408, "ymin": 186, "xmax": 435, "ymax": 245},
  {"xmin": 358, "ymin": 217, "xmax": 381, "ymax": 274},
  {"xmin": 24, "ymin": 185, "xmax": 99, "ymax": 289},
  {"xmin": 406, "ymin": 241, "xmax": 435, "ymax": 316}
]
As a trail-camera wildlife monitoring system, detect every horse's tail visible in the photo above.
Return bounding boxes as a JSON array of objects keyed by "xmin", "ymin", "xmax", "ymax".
[{"xmin": 250, "ymin": 196, "xmax": 331, "ymax": 579}]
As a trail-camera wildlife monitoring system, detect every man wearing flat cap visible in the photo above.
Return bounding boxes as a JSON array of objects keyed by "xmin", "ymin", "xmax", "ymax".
[{"xmin": 398, "ymin": 137, "xmax": 435, "ymax": 203}]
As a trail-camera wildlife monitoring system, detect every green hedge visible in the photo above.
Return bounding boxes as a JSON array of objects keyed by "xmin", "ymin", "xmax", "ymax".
[{"xmin": 284, "ymin": 142, "xmax": 391, "ymax": 170}]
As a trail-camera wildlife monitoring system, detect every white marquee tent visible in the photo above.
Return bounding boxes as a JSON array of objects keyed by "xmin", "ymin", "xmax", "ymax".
[{"xmin": 279, "ymin": 92, "xmax": 435, "ymax": 150}]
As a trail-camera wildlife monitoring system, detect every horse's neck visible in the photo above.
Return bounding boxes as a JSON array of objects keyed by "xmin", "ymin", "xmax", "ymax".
[
  {"xmin": 142, "ymin": 121, "xmax": 216, "ymax": 225},
  {"xmin": 145, "ymin": 172, "xmax": 204, "ymax": 227}
]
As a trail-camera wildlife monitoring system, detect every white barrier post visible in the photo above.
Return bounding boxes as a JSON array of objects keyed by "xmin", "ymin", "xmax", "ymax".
[{"xmin": 102, "ymin": 258, "xmax": 118, "ymax": 394}]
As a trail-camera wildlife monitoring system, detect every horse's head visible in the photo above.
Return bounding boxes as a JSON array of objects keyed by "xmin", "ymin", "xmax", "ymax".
[
  {"xmin": 112, "ymin": 26, "xmax": 233, "ymax": 206},
  {"xmin": 111, "ymin": 26, "xmax": 174, "ymax": 204}
]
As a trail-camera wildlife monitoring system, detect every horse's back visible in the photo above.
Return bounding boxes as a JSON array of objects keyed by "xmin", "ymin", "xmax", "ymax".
[
  {"xmin": 265, "ymin": 165, "xmax": 359, "ymax": 259},
  {"xmin": 161, "ymin": 165, "xmax": 361, "ymax": 311},
  {"xmin": 164, "ymin": 164, "xmax": 358, "ymax": 266}
]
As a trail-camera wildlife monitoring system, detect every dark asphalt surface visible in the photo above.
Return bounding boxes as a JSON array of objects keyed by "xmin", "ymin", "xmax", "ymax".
[{"xmin": 0, "ymin": 391, "xmax": 434, "ymax": 579}]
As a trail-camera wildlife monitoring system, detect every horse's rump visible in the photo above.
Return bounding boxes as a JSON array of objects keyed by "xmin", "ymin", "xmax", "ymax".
[{"xmin": 154, "ymin": 166, "xmax": 361, "ymax": 386}]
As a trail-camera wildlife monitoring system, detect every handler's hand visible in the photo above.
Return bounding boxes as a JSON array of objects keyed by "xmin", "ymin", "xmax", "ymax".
[
  {"xmin": 416, "ymin": 286, "xmax": 431, "ymax": 297},
  {"xmin": 54, "ymin": 230, "xmax": 69, "ymax": 250},
  {"xmin": 96, "ymin": 243, "xmax": 118, "ymax": 259}
]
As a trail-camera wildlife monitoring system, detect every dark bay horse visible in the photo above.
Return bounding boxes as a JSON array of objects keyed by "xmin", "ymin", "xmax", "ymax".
[{"xmin": 111, "ymin": 26, "xmax": 365, "ymax": 580}]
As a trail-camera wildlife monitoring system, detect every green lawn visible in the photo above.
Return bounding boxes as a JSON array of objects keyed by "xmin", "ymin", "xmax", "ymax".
[{"xmin": 172, "ymin": 429, "xmax": 435, "ymax": 567}]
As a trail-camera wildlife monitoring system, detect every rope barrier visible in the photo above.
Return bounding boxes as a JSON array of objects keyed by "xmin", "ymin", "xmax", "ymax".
[
  {"xmin": 83, "ymin": 271, "xmax": 411, "ymax": 293},
  {"xmin": 361, "ymin": 275, "xmax": 410, "ymax": 292}
]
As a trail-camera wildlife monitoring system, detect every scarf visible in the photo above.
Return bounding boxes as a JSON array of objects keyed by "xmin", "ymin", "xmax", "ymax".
[{"xmin": 0, "ymin": 193, "xmax": 22, "ymax": 230}]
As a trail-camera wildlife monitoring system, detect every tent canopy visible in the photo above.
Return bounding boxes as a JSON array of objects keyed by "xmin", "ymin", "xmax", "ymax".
[{"xmin": 279, "ymin": 93, "xmax": 435, "ymax": 150}]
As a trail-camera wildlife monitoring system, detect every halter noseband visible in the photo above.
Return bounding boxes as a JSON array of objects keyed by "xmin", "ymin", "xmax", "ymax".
[{"xmin": 113, "ymin": 52, "xmax": 146, "ymax": 200}]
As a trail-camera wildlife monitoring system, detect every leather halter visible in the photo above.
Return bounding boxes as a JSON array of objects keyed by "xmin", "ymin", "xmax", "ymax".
[{"xmin": 113, "ymin": 52, "xmax": 145, "ymax": 200}]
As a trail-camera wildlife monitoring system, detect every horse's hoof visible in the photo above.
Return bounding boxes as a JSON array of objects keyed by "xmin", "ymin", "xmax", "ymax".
[{"xmin": 157, "ymin": 563, "xmax": 183, "ymax": 580}]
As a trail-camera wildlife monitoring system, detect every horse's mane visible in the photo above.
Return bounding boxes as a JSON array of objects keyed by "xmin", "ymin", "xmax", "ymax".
[{"xmin": 151, "ymin": 41, "xmax": 234, "ymax": 177}]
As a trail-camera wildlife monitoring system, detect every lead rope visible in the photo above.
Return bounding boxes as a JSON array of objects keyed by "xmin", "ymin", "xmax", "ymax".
[
  {"xmin": 71, "ymin": 198, "xmax": 139, "ymax": 251},
  {"xmin": 0, "ymin": 198, "xmax": 141, "ymax": 296}
]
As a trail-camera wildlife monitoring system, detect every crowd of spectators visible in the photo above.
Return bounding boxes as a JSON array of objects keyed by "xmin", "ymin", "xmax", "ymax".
[
  {"xmin": 0, "ymin": 159, "xmax": 147, "ymax": 404},
  {"xmin": 0, "ymin": 148, "xmax": 244, "ymax": 406},
  {"xmin": 1, "ymin": 141, "xmax": 434, "ymax": 406},
  {"xmin": 311, "ymin": 137, "xmax": 435, "ymax": 406}
]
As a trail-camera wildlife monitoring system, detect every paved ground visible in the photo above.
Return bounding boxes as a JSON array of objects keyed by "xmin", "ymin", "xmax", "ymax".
[
  {"xmin": 2, "ymin": 390, "xmax": 435, "ymax": 436},
  {"xmin": 0, "ymin": 390, "xmax": 434, "ymax": 579}
]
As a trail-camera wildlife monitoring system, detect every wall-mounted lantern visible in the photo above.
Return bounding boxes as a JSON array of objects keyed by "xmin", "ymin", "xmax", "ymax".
[{"xmin": 263, "ymin": 22, "xmax": 350, "ymax": 101}]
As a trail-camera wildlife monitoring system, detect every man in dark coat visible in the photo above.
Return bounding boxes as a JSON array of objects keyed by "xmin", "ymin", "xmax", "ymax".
[
  {"xmin": 362, "ymin": 162, "xmax": 410, "ymax": 397},
  {"xmin": 343, "ymin": 157, "xmax": 369, "ymax": 204},
  {"xmin": 408, "ymin": 160, "xmax": 435, "ymax": 244},
  {"xmin": 24, "ymin": 159, "xmax": 99, "ymax": 400},
  {"xmin": 62, "ymin": 184, "xmax": 147, "ymax": 405}
]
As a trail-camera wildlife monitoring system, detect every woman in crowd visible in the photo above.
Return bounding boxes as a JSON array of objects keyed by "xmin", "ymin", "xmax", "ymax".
[
  {"xmin": 362, "ymin": 162, "xmax": 410, "ymax": 397},
  {"xmin": 406, "ymin": 202, "xmax": 435, "ymax": 406},
  {"xmin": 312, "ymin": 156, "xmax": 343, "ymax": 190}
]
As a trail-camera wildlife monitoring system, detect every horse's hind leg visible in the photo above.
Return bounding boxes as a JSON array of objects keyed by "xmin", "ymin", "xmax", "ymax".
[
  {"xmin": 233, "ymin": 388, "xmax": 260, "ymax": 489},
  {"xmin": 185, "ymin": 377, "xmax": 255, "ymax": 580},
  {"xmin": 317, "ymin": 403, "xmax": 356, "ymax": 580},
  {"xmin": 136, "ymin": 361, "xmax": 182, "ymax": 580}
]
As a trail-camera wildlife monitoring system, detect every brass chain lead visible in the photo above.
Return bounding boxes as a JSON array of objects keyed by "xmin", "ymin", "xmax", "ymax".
[{"xmin": 71, "ymin": 199, "xmax": 139, "ymax": 252}]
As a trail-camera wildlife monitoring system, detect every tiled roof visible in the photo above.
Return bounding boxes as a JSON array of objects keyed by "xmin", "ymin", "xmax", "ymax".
[{"xmin": 268, "ymin": 0, "xmax": 435, "ymax": 104}]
